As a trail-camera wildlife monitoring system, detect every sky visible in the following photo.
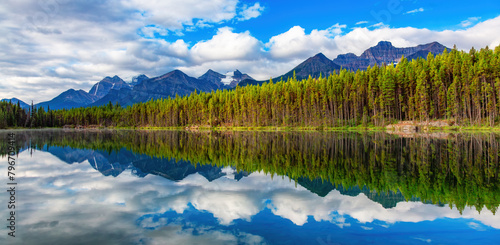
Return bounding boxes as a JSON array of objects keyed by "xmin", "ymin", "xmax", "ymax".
[{"xmin": 1, "ymin": 0, "xmax": 500, "ymax": 103}]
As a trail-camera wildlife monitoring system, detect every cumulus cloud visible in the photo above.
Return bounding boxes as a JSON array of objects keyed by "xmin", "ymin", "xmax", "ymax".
[
  {"xmin": 0, "ymin": 0, "xmax": 263, "ymax": 103},
  {"xmin": 266, "ymin": 24, "xmax": 345, "ymax": 60},
  {"xmin": 124, "ymin": 0, "xmax": 239, "ymax": 30},
  {"xmin": 139, "ymin": 25, "xmax": 169, "ymax": 39},
  {"xmin": 238, "ymin": 2, "xmax": 265, "ymax": 21},
  {"xmin": 190, "ymin": 27, "xmax": 261, "ymax": 63},
  {"xmin": 1, "ymin": 0, "xmax": 500, "ymax": 104},
  {"xmin": 145, "ymin": 225, "xmax": 266, "ymax": 245}
]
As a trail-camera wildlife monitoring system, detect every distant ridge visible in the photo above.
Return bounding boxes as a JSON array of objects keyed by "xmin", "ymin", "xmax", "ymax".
[
  {"xmin": 1, "ymin": 98, "xmax": 30, "ymax": 110},
  {"xmin": 88, "ymin": 69, "xmax": 255, "ymax": 107},
  {"xmin": 240, "ymin": 53, "xmax": 341, "ymax": 87},
  {"xmin": 240, "ymin": 41, "xmax": 449, "ymax": 86},
  {"xmin": 333, "ymin": 41, "xmax": 449, "ymax": 70},
  {"xmin": 277, "ymin": 53, "xmax": 340, "ymax": 81},
  {"xmin": 36, "ymin": 89, "xmax": 97, "ymax": 110},
  {"xmin": 36, "ymin": 75, "xmax": 130, "ymax": 110},
  {"xmin": 5, "ymin": 41, "xmax": 450, "ymax": 110}
]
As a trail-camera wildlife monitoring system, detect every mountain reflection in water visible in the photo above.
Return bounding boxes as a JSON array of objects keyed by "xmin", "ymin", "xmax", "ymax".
[{"xmin": 0, "ymin": 129, "xmax": 499, "ymax": 245}]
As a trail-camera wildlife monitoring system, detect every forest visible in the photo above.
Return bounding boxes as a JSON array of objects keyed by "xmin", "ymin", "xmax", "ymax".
[{"xmin": 1, "ymin": 44, "xmax": 500, "ymax": 128}]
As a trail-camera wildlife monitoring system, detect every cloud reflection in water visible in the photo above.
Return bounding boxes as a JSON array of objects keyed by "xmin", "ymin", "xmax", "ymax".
[{"xmin": 0, "ymin": 148, "xmax": 499, "ymax": 245}]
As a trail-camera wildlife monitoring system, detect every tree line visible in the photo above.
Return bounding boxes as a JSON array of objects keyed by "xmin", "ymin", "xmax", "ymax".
[{"xmin": 1, "ymin": 44, "xmax": 500, "ymax": 128}]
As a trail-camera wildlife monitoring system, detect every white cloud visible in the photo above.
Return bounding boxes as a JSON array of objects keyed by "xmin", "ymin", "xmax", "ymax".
[
  {"xmin": 370, "ymin": 22, "xmax": 387, "ymax": 28},
  {"xmin": 468, "ymin": 221, "xmax": 486, "ymax": 231},
  {"xmin": 191, "ymin": 27, "xmax": 261, "ymax": 63},
  {"xmin": 356, "ymin": 21, "xmax": 369, "ymax": 25},
  {"xmin": 124, "ymin": 0, "xmax": 239, "ymax": 30},
  {"xmin": 139, "ymin": 25, "xmax": 169, "ymax": 39},
  {"xmin": 1, "ymin": 0, "xmax": 500, "ymax": 104},
  {"xmin": 461, "ymin": 17, "xmax": 481, "ymax": 27},
  {"xmin": 405, "ymin": 8, "xmax": 424, "ymax": 14},
  {"xmin": 0, "ymin": 0, "xmax": 264, "ymax": 103},
  {"xmin": 193, "ymin": 191, "xmax": 262, "ymax": 225},
  {"xmin": 266, "ymin": 24, "xmax": 345, "ymax": 60},
  {"xmin": 238, "ymin": 2, "xmax": 265, "ymax": 21},
  {"xmin": 414, "ymin": 237, "xmax": 432, "ymax": 243},
  {"xmin": 146, "ymin": 225, "xmax": 266, "ymax": 245}
]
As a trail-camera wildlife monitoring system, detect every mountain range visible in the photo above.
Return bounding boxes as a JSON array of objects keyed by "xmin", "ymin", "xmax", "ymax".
[
  {"xmin": 240, "ymin": 41, "xmax": 448, "ymax": 86},
  {"xmin": 5, "ymin": 41, "xmax": 448, "ymax": 110},
  {"xmin": 333, "ymin": 41, "xmax": 447, "ymax": 71},
  {"xmin": 1, "ymin": 98, "xmax": 30, "ymax": 109}
]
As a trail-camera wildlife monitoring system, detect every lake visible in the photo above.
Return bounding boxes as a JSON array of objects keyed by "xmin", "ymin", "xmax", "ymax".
[{"xmin": 0, "ymin": 129, "xmax": 499, "ymax": 244}]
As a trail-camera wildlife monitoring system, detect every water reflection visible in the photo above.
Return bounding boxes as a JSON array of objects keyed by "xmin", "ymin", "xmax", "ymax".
[{"xmin": 0, "ymin": 130, "xmax": 499, "ymax": 244}]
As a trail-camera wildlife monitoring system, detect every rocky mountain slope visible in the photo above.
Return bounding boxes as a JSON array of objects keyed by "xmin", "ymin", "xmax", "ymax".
[{"xmin": 333, "ymin": 41, "xmax": 448, "ymax": 70}]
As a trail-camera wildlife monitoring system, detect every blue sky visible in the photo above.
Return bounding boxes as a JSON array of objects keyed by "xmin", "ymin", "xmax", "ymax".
[
  {"xmin": 1, "ymin": 0, "xmax": 500, "ymax": 103},
  {"xmin": 180, "ymin": 0, "xmax": 500, "ymax": 42}
]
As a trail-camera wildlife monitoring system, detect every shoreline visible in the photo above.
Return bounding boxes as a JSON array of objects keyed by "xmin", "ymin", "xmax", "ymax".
[{"xmin": 3, "ymin": 125, "xmax": 500, "ymax": 133}]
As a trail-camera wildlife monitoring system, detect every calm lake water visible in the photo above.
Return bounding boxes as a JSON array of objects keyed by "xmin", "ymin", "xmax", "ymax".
[{"xmin": 1, "ymin": 129, "xmax": 499, "ymax": 245}]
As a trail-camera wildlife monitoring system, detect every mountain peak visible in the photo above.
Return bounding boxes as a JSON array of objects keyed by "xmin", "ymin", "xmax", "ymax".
[
  {"xmin": 271, "ymin": 52, "xmax": 339, "ymax": 81},
  {"xmin": 168, "ymin": 69, "xmax": 188, "ymax": 77},
  {"xmin": 88, "ymin": 75, "xmax": 129, "ymax": 100},
  {"xmin": 199, "ymin": 69, "xmax": 254, "ymax": 88},
  {"xmin": 199, "ymin": 70, "xmax": 225, "ymax": 87},
  {"xmin": 313, "ymin": 52, "xmax": 327, "ymax": 58},
  {"xmin": 1, "ymin": 98, "xmax": 30, "ymax": 109},
  {"xmin": 375, "ymin": 41, "xmax": 393, "ymax": 47},
  {"xmin": 234, "ymin": 70, "xmax": 242, "ymax": 76},
  {"xmin": 125, "ymin": 69, "xmax": 220, "ymax": 104},
  {"xmin": 201, "ymin": 69, "xmax": 223, "ymax": 77},
  {"xmin": 102, "ymin": 75, "xmax": 122, "ymax": 81},
  {"xmin": 131, "ymin": 74, "xmax": 149, "ymax": 86},
  {"xmin": 310, "ymin": 53, "xmax": 331, "ymax": 62},
  {"xmin": 419, "ymin": 41, "xmax": 448, "ymax": 51},
  {"xmin": 229, "ymin": 70, "xmax": 254, "ymax": 86},
  {"xmin": 304, "ymin": 53, "xmax": 332, "ymax": 64},
  {"xmin": 37, "ymin": 88, "xmax": 97, "ymax": 110}
]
